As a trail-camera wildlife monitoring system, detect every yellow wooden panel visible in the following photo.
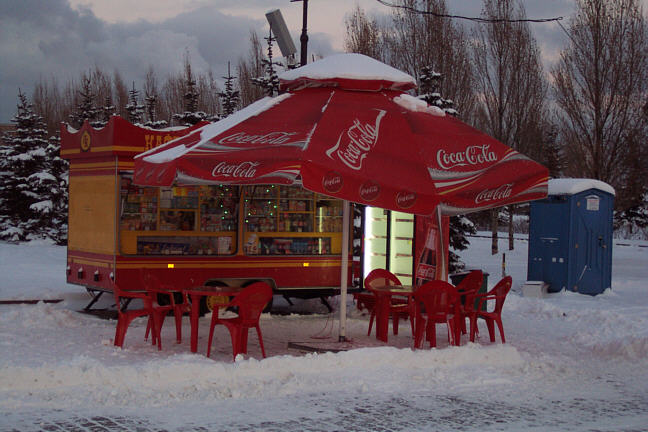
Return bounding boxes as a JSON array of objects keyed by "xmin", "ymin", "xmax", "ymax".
[{"xmin": 68, "ymin": 175, "xmax": 117, "ymax": 254}]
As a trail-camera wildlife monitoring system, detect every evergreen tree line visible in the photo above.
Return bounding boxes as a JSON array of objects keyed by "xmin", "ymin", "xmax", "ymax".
[
  {"xmin": 0, "ymin": 37, "xmax": 269, "ymax": 243},
  {"xmin": 345, "ymin": 0, "xmax": 648, "ymax": 253}
]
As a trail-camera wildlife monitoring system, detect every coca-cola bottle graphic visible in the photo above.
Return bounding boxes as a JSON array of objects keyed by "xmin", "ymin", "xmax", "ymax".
[{"xmin": 416, "ymin": 227, "xmax": 437, "ymax": 286}]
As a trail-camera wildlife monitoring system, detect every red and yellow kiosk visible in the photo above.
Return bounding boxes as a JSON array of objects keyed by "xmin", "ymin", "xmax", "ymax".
[{"xmin": 61, "ymin": 116, "xmax": 448, "ymax": 311}]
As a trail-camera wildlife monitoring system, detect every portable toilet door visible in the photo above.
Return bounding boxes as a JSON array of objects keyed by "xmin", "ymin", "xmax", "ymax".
[
  {"xmin": 527, "ymin": 195, "xmax": 571, "ymax": 292},
  {"xmin": 569, "ymin": 188, "xmax": 614, "ymax": 295}
]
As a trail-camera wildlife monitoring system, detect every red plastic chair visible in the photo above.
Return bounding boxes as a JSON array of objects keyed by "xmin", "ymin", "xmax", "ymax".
[
  {"xmin": 412, "ymin": 281, "xmax": 461, "ymax": 348},
  {"xmin": 206, "ymin": 282, "xmax": 273, "ymax": 360},
  {"xmin": 364, "ymin": 269, "xmax": 414, "ymax": 337},
  {"xmin": 112, "ymin": 282, "xmax": 158, "ymax": 349},
  {"xmin": 468, "ymin": 276, "xmax": 513, "ymax": 343},
  {"xmin": 141, "ymin": 270, "xmax": 190, "ymax": 349},
  {"xmin": 454, "ymin": 270, "xmax": 484, "ymax": 335}
]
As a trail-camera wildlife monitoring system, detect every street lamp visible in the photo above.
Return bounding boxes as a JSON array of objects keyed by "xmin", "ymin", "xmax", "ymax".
[{"xmin": 290, "ymin": 0, "xmax": 309, "ymax": 66}]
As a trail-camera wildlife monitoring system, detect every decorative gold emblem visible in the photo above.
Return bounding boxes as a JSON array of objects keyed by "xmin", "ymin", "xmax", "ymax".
[{"xmin": 80, "ymin": 131, "xmax": 91, "ymax": 152}]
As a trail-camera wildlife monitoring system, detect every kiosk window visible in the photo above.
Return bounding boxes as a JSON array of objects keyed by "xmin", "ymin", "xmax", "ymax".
[
  {"xmin": 119, "ymin": 178, "xmax": 239, "ymax": 256},
  {"xmin": 242, "ymin": 185, "xmax": 342, "ymax": 256}
]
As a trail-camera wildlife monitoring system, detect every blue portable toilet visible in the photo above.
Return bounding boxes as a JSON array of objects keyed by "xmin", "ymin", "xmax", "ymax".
[{"xmin": 528, "ymin": 178, "xmax": 614, "ymax": 295}]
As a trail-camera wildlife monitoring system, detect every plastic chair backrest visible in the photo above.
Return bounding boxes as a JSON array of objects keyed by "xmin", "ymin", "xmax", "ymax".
[
  {"xmin": 364, "ymin": 269, "xmax": 402, "ymax": 292},
  {"xmin": 229, "ymin": 282, "xmax": 273, "ymax": 325},
  {"xmin": 414, "ymin": 280, "xmax": 458, "ymax": 315},
  {"xmin": 488, "ymin": 276, "xmax": 513, "ymax": 314},
  {"xmin": 112, "ymin": 282, "xmax": 148, "ymax": 313},
  {"xmin": 456, "ymin": 270, "xmax": 483, "ymax": 294}
]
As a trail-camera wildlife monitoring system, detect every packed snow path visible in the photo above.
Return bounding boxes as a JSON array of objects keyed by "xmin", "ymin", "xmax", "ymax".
[{"xmin": 1, "ymin": 236, "xmax": 647, "ymax": 431}]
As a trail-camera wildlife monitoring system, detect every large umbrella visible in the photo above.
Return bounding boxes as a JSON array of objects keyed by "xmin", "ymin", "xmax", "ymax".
[{"xmin": 133, "ymin": 53, "xmax": 548, "ymax": 340}]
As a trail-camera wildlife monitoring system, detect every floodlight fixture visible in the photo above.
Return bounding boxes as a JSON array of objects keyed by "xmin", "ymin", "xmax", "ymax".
[{"xmin": 265, "ymin": 9, "xmax": 297, "ymax": 58}]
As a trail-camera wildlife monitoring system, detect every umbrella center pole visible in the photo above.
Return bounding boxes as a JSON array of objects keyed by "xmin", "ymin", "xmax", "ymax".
[{"xmin": 338, "ymin": 200, "xmax": 350, "ymax": 342}]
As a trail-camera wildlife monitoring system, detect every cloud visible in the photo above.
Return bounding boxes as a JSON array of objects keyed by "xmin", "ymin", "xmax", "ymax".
[{"xmin": 0, "ymin": 0, "xmax": 283, "ymax": 122}]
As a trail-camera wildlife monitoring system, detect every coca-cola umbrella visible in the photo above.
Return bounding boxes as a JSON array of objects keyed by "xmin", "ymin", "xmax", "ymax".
[{"xmin": 133, "ymin": 53, "xmax": 548, "ymax": 340}]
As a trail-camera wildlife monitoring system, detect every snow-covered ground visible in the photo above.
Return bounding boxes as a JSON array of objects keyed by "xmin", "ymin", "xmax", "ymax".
[{"xmin": 1, "ymin": 234, "xmax": 647, "ymax": 431}]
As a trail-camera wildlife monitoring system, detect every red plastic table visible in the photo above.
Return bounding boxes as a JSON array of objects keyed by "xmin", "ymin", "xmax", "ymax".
[
  {"xmin": 184, "ymin": 285, "xmax": 245, "ymax": 353},
  {"xmin": 371, "ymin": 285, "xmax": 415, "ymax": 343}
]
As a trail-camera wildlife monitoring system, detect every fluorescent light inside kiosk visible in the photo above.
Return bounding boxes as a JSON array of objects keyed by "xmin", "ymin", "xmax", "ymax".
[{"xmin": 363, "ymin": 207, "xmax": 373, "ymax": 279}]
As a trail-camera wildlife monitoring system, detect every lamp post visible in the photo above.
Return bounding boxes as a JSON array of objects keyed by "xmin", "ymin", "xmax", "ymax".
[{"xmin": 291, "ymin": 0, "xmax": 309, "ymax": 66}]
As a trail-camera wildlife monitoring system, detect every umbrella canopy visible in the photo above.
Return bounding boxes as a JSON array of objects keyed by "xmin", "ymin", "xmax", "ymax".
[{"xmin": 134, "ymin": 54, "xmax": 548, "ymax": 216}]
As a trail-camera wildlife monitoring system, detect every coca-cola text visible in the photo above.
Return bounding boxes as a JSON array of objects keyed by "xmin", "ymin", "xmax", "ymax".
[
  {"xmin": 475, "ymin": 183, "xmax": 513, "ymax": 204},
  {"xmin": 218, "ymin": 131, "xmax": 296, "ymax": 146},
  {"xmin": 211, "ymin": 161, "xmax": 259, "ymax": 178},
  {"xmin": 359, "ymin": 181, "xmax": 380, "ymax": 201},
  {"xmin": 437, "ymin": 145, "xmax": 497, "ymax": 170},
  {"xmin": 326, "ymin": 110, "xmax": 386, "ymax": 170},
  {"xmin": 396, "ymin": 191, "xmax": 417, "ymax": 209},
  {"xmin": 322, "ymin": 171, "xmax": 343, "ymax": 193}
]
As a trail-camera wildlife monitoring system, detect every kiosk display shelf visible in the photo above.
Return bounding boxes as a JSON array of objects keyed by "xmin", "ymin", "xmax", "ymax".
[
  {"xmin": 119, "ymin": 181, "xmax": 240, "ymax": 255},
  {"xmin": 242, "ymin": 186, "xmax": 343, "ymax": 256}
]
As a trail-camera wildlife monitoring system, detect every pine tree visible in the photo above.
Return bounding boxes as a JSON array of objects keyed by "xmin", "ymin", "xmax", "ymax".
[
  {"xmin": 0, "ymin": 90, "xmax": 62, "ymax": 242},
  {"xmin": 173, "ymin": 56, "xmax": 209, "ymax": 126},
  {"xmin": 144, "ymin": 92, "xmax": 168, "ymax": 129},
  {"xmin": 125, "ymin": 82, "xmax": 145, "ymax": 125},
  {"xmin": 98, "ymin": 95, "xmax": 115, "ymax": 127},
  {"xmin": 252, "ymin": 30, "xmax": 282, "ymax": 97},
  {"xmin": 448, "ymin": 216, "xmax": 476, "ymax": 272},
  {"xmin": 417, "ymin": 66, "xmax": 458, "ymax": 116},
  {"xmin": 219, "ymin": 62, "xmax": 240, "ymax": 118},
  {"xmin": 417, "ymin": 65, "xmax": 474, "ymax": 271},
  {"xmin": 69, "ymin": 74, "xmax": 100, "ymax": 129},
  {"xmin": 44, "ymin": 133, "xmax": 69, "ymax": 245}
]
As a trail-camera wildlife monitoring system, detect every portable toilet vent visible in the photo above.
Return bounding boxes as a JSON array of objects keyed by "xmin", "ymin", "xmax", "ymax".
[{"xmin": 527, "ymin": 178, "xmax": 614, "ymax": 295}]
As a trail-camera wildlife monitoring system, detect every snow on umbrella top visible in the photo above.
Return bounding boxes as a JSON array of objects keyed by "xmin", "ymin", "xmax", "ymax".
[
  {"xmin": 134, "ymin": 53, "xmax": 548, "ymax": 216},
  {"xmin": 279, "ymin": 53, "xmax": 417, "ymax": 92}
]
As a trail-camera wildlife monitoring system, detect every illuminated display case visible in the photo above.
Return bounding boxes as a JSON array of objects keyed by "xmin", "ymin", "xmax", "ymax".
[
  {"xmin": 242, "ymin": 186, "xmax": 343, "ymax": 256},
  {"xmin": 119, "ymin": 180, "xmax": 343, "ymax": 257},
  {"xmin": 119, "ymin": 179, "xmax": 239, "ymax": 255}
]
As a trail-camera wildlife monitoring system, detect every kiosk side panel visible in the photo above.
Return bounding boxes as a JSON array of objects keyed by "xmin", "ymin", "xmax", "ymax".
[{"xmin": 67, "ymin": 172, "xmax": 117, "ymax": 291}]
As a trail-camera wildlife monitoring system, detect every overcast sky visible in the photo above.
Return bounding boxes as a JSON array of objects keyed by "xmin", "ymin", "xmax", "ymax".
[{"xmin": 0, "ymin": 0, "xmax": 604, "ymax": 123}]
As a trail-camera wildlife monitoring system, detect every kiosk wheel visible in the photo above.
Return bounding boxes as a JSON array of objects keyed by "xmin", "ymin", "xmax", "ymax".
[{"xmin": 198, "ymin": 280, "xmax": 229, "ymax": 316}]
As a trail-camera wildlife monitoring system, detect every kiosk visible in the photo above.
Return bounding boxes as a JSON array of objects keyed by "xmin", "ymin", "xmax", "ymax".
[{"xmin": 61, "ymin": 117, "xmax": 448, "ymax": 311}]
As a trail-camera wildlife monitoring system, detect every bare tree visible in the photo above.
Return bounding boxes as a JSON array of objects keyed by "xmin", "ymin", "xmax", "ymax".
[
  {"xmin": 472, "ymin": 0, "xmax": 548, "ymax": 253},
  {"xmin": 113, "ymin": 70, "xmax": 129, "ymax": 119},
  {"xmin": 552, "ymin": 0, "xmax": 648, "ymax": 208},
  {"xmin": 143, "ymin": 65, "xmax": 167, "ymax": 129},
  {"xmin": 382, "ymin": 0, "xmax": 476, "ymax": 121},
  {"xmin": 197, "ymin": 70, "xmax": 221, "ymax": 122},
  {"xmin": 344, "ymin": 5, "xmax": 386, "ymax": 60},
  {"xmin": 32, "ymin": 77, "xmax": 63, "ymax": 136},
  {"xmin": 237, "ymin": 30, "xmax": 265, "ymax": 107}
]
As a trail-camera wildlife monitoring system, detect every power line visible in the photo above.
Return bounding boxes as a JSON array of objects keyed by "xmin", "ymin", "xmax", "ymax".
[{"xmin": 375, "ymin": 0, "xmax": 563, "ymax": 24}]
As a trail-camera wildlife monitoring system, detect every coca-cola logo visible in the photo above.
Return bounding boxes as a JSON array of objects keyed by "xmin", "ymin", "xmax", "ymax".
[
  {"xmin": 211, "ymin": 161, "xmax": 259, "ymax": 178},
  {"xmin": 437, "ymin": 145, "xmax": 498, "ymax": 170},
  {"xmin": 326, "ymin": 110, "xmax": 386, "ymax": 171},
  {"xmin": 396, "ymin": 191, "xmax": 417, "ymax": 209},
  {"xmin": 416, "ymin": 264, "xmax": 436, "ymax": 280},
  {"xmin": 475, "ymin": 183, "xmax": 513, "ymax": 204},
  {"xmin": 218, "ymin": 131, "xmax": 296, "ymax": 146},
  {"xmin": 359, "ymin": 181, "xmax": 380, "ymax": 202},
  {"xmin": 322, "ymin": 171, "xmax": 343, "ymax": 193}
]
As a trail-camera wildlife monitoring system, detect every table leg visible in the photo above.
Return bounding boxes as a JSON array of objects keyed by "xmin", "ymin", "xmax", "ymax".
[
  {"xmin": 375, "ymin": 294, "xmax": 390, "ymax": 343},
  {"xmin": 189, "ymin": 293, "xmax": 201, "ymax": 353}
]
